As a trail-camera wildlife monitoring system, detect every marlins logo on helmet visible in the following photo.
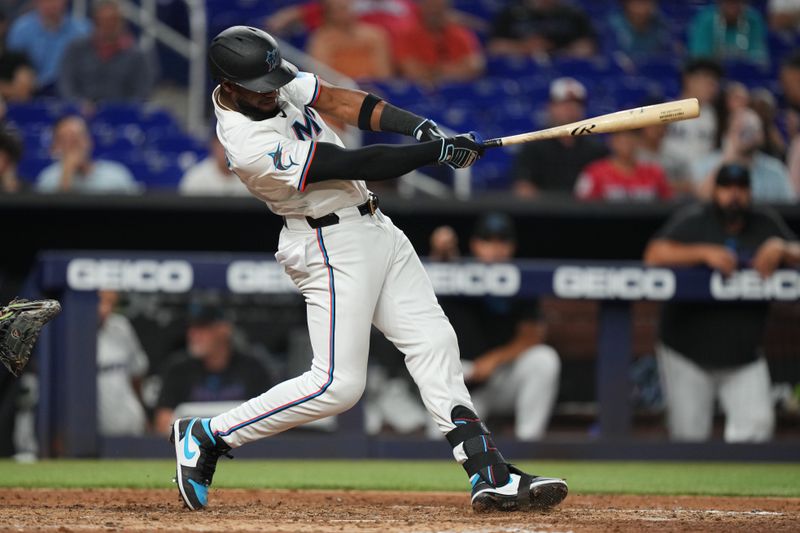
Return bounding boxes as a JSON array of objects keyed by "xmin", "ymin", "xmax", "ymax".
[{"xmin": 265, "ymin": 49, "xmax": 279, "ymax": 72}]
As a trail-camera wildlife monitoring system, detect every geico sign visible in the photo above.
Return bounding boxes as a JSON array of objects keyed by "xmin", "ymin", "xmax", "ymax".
[
  {"xmin": 227, "ymin": 261, "xmax": 297, "ymax": 294},
  {"xmin": 67, "ymin": 259, "xmax": 193, "ymax": 292},
  {"xmin": 425, "ymin": 263, "xmax": 520, "ymax": 296},
  {"xmin": 553, "ymin": 266, "xmax": 675, "ymax": 300},
  {"xmin": 711, "ymin": 270, "xmax": 800, "ymax": 300}
]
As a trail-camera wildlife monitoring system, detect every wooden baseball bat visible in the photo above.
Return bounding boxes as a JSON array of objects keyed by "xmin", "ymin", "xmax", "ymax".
[{"xmin": 482, "ymin": 98, "xmax": 700, "ymax": 148}]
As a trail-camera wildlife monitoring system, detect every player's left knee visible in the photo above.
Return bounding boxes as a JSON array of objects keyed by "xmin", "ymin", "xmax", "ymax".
[
  {"xmin": 325, "ymin": 373, "xmax": 367, "ymax": 411},
  {"xmin": 518, "ymin": 344, "xmax": 561, "ymax": 380},
  {"xmin": 728, "ymin": 408, "xmax": 775, "ymax": 442}
]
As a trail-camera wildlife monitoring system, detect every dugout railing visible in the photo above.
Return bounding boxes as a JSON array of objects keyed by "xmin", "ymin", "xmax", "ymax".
[{"xmin": 23, "ymin": 251, "xmax": 800, "ymax": 461}]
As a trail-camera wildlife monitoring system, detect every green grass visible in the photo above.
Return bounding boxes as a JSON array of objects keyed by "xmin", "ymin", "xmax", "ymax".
[{"xmin": 0, "ymin": 460, "xmax": 799, "ymax": 497}]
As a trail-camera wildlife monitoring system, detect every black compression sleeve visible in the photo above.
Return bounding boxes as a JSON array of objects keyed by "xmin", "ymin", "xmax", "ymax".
[
  {"xmin": 379, "ymin": 102, "xmax": 427, "ymax": 137},
  {"xmin": 306, "ymin": 141, "xmax": 442, "ymax": 183}
]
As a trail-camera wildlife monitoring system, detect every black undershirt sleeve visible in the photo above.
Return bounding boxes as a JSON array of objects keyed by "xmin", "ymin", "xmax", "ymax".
[{"xmin": 305, "ymin": 141, "xmax": 442, "ymax": 183}]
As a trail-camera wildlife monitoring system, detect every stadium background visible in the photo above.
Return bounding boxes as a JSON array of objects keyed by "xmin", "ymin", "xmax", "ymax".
[{"xmin": 1, "ymin": 1, "xmax": 800, "ymax": 531}]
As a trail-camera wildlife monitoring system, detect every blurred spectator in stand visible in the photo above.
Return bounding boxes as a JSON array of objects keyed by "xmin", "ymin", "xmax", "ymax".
[
  {"xmin": 751, "ymin": 87, "xmax": 787, "ymax": 160},
  {"xmin": 714, "ymin": 81, "xmax": 750, "ymax": 152},
  {"xmin": 489, "ymin": 0, "xmax": 596, "ymax": 58},
  {"xmin": 0, "ymin": 129, "xmax": 24, "ymax": 193},
  {"xmin": 394, "ymin": 0, "xmax": 484, "ymax": 86},
  {"xmin": 644, "ymin": 164, "xmax": 800, "ymax": 442},
  {"xmin": 661, "ymin": 59, "xmax": 723, "ymax": 184},
  {"xmin": 780, "ymin": 52, "xmax": 800, "ymax": 194},
  {"xmin": 789, "ymin": 114, "xmax": 800, "ymax": 195},
  {"xmin": 692, "ymin": 108, "xmax": 795, "ymax": 203},
  {"xmin": 306, "ymin": 0, "xmax": 392, "ymax": 81},
  {"xmin": 575, "ymin": 130, "xmax": 672, "ymax": 201},
  {"xmin": 266, "ymin": 0, "xmax": 419, "ymax": 46},
  {"xmin": 97, "ymin": 290, "xmax": 149, "ymax": 437},
  {"xmin": 769, "ymin": 0, "xmax": 800, "ymax": 32},
  {"xmin": 513, "ymin": 77, "xmax": 607, "ymax": 197},
  {"xmin": 688, "ymin": 0, "xmax": 768, "ymax": 65},
  {"xmin": 58, "ymin": 0, "xmax": 155, "ymax": 107},
  {"xmin": 428, "ymin": 225, "xmax": 460, "ymax": 261},
  {"xmin": 153, "ymin": 302, "xmax": 271, "ymax": 435},
  {"xmin": 6, "ymin": 0, "xmax": 90, "ymax": 92},
  {"xmin": 637, "ymin": 105, "xmax": 693, "ymax": 196},
  {"xmin": 179, "ymin": 136, "xmax": 249, "ymax": 197},
  {"xmin": 782, "ymin": 51, "xmax": 800, "ymax": 111},
  {"xmin": 0, "ymin": 51, "xmax": 36, "ymax": 103},
  {"xmin": 432, "ymin": 213, "xmax": 560, "ymax": 440},
  {"xmin": 607, "ymin": 0, "xmax": 675, "ymax": 63},
  {"xmin": 35, "ymin": 115, "xmax": 140, "ymax": 194}
]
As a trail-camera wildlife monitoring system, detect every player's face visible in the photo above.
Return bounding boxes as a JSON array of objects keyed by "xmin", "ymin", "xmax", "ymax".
[
  {"xmin": 610, "ymin": 131, "xmax": 638, "ymax": 160},
  {"xmin": 713, "ymin": 184, "xmax": 751, "ymax": 212},
  {"xmin": 52, "ymin": 117, "xmax": 92, "ymax": 157},
  {"xmin": 470, "ymin": 238, "xmax": 516, "ymax": 263},
  {"xmin": 224, "ymin": 82, "xmax": 280, "ymax": 117},
  {"xmin": 780, "ymin": 66, "xmax": 800, "ymax": 107},
  {"xmin": 549, "ymin": 100, "xmax": 584, "ymax": 126},
  {"xmin": 685, "ymin": 71, "xmax": 720, "ymax": 104},
  {"xmin": 36, "ymin": 0, "xmax": 67, "ymax": 20},
  {"xmin": 187, "ymin": 321, "xmax": 232, "ymax": 359}
]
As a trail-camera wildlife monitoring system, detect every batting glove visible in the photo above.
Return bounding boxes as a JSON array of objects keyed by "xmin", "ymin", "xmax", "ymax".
[
  {"xmin": 414, "ymin": 119, "xmax": 446, "ymax": 142},
  {"xmin": 438, "ymin": 133, "xmax": 485, "ymax": 169}
]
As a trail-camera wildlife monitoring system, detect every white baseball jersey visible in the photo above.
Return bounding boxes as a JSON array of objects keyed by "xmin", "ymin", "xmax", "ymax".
[{"xmin": 213, "ymin": 72, "xmax": 370, "ymax": 218}]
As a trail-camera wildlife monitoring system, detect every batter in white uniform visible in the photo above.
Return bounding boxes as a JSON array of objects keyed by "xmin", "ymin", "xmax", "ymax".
[{"xmin": 170, "ymin": 26, "xmax": 567, "ymax": 513}]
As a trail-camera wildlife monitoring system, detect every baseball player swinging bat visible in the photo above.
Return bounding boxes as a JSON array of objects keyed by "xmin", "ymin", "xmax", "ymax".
[{"xmin": 482, "ymin": 98, "xmax": 700, "ymax": 148}]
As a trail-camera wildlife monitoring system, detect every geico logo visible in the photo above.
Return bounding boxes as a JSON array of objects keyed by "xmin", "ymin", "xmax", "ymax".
[
  {"xmin": 553, "ymin": 266, "xmax": 676, "ymax": 300},
  {"xmin": 425, "ymin": 263, "xmax": 520, "ymax": 296},
  {"xmin": 711, "ymin": 270, "xmax": 800, "ymax": 300},
  {"xmin": 67, "ymin": 259, "xmax": 193, "ymax": 292},
  {"xmin": 227, "ymin": 261, "xmax": 297, "ymax": 294}
]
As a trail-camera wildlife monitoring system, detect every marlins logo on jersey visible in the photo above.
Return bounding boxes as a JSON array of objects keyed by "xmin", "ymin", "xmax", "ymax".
[{"xmin": 268, "ymin": 143, "xmax": 298, "ymax": 171}]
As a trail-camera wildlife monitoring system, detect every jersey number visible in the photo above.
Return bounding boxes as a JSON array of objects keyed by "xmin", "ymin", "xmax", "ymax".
[{"xmin": 292, "ymin": 106, "xmax": 322, "ymax": 141}]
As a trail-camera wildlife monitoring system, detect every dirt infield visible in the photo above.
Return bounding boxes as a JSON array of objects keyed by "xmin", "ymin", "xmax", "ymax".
[{"xmin": 0, "ymin": 488, "xmax": 798, "ymax": 532}]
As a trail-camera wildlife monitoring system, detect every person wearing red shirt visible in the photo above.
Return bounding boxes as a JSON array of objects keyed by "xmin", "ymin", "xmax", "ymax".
[
  {"xmin": 265, "ymin": 0, "xmax": 419, "ymax": 44},
  {"xmin": 394, "ymin": 0, "xmax": 485, "ymax": 86},
  {"xmin": 575, "ymin": 130, "xmax": 673, "ymax": 201}
]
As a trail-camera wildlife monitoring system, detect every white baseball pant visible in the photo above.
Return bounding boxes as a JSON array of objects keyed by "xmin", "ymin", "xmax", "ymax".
[
  {"xmin": 656, "ymin": 343, "xmax": 774, "ymax": 442},
  {"xmin": 209, "ymin": 207, "xmax": 475, "ymax": 447}
]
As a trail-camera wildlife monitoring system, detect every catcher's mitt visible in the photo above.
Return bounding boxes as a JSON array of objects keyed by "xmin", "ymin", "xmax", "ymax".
[{"xmin": 0, "ymin": 298, "xmax": 61, "ymax": 377}]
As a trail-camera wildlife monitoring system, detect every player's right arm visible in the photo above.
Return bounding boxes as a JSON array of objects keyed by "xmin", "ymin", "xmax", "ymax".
[
  {"xmin": 643, "ymin": 208, "xmax": 737, "ymax": 275},
  {"xmin": 311, "ymin": 79, "xmax": 445, "ymax": 141}
]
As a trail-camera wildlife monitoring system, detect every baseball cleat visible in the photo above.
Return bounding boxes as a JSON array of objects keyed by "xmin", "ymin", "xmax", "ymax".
[
  {"xmin": 171, "ymin": 417, "xmax": 231, "ymax": 510},
  {"xmin": 471, "ymin": 466, "xmax": 568, "ymax": 513}
]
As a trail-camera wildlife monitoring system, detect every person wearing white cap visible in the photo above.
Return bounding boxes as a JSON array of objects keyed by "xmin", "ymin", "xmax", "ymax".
[{"xmin": 512, "ymin": 77, "xmax": 608, "ymax": 197}]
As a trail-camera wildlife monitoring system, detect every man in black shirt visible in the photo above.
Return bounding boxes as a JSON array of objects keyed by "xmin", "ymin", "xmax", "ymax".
[
  {"xmin": 644, "ymin": 163, "xmax": 800, "ymax": 442},
  {"xmin": 434, "ymin": 213, "xmax": 561, "ymax": 440},
  {"xmin": 489, "ymin": 0, "xmax": 596, "ymax": 57},
  {"xmin": 154, "ymin": 303, "xmax": 271, "ymax": 435},
  {"xmin": 512, "ymin": 77, "xmax": 608, "ymax": 197}
]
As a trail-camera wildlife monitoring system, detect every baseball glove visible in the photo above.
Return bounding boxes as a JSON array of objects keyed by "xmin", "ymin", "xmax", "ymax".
[{"xmin": 0, "ymin": 298, "xmax": 61, "ymax": 377}]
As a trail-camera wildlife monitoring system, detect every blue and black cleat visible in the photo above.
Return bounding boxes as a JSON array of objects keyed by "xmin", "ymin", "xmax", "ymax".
[{"xmin": 170, "ymin": 417, "xmax": 232, "ymax": 510}]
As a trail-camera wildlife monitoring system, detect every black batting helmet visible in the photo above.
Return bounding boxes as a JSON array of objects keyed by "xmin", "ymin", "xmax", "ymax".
[{"xmin": 208, "ymin": 26, "xmax": 298, "ymax": 93}]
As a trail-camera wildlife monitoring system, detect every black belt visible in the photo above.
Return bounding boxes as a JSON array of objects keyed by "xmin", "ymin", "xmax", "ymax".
[{"xmin": 293, "ymin": 194, "xmax": 379, "ymax": 229}]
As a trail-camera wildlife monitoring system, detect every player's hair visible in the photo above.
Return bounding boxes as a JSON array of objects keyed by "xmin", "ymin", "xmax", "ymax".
[
  {"xmin": 782, "ymin": 51, "xmax": 800, "ymax": 71},
  {"xmin": 682, "ymin": 57, "xmax": 724, "ymax": 80},
  {"xmin": 0, "ymin": 130, "xmax": 24, "ymax": 164},
  {"xmin": 91, "ymin": 0, "xmax": 121, "ymax": 17},
  {"xmin": 52, "ymin": 114, "xmax": 84, "ymax": 130}
]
